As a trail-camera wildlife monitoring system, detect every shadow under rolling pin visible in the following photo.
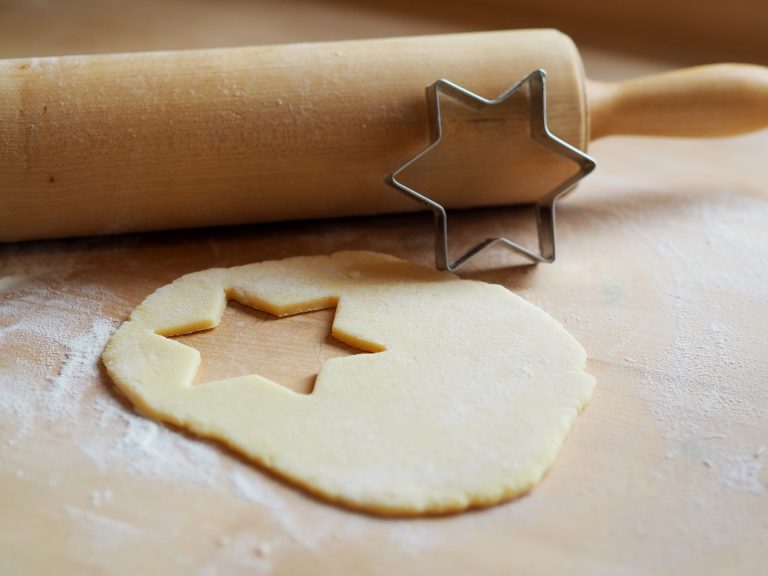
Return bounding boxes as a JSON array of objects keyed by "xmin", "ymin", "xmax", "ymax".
[{"xmin": 1, "ymin": 29, "xmax": 766, "ymax": 243}]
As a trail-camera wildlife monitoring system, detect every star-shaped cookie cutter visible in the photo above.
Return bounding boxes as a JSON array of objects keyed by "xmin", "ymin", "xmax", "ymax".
[{"xmin": 387, "ymin": 69, "xmax": 596, "ymax": 272}]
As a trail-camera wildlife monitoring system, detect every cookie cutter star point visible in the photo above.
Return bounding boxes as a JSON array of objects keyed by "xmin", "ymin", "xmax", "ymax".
[{"xmin": 387, "ymin": 69, "xmax": 596, "ymax": 272}]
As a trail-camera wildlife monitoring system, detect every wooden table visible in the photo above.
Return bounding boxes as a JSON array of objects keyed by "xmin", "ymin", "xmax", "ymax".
[{"xmin": 2, "ymin": 1, "xmax": 766, "ymax": 574}]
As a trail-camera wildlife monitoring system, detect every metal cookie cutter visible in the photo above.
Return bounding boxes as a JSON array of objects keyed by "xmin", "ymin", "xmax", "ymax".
[{"xmin": 387, "ymin": 69, "xmax": 596, "ymax": 272}]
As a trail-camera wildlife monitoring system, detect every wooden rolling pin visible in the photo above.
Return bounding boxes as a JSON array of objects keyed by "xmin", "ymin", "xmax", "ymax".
[{"xmin": 1, "ymin": 29, "xmax": 766, "ymax": 242}]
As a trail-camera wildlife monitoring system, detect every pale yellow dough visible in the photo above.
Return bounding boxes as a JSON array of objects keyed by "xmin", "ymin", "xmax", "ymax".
[{"xmin": 102, "ymin": 251, "xmax": 595, "ymax": 515}]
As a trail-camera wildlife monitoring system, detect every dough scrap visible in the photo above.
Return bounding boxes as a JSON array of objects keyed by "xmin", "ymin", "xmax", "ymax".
[{"xmin": 102, "ymin": 251, "xmax": 595, "ymax": 515}]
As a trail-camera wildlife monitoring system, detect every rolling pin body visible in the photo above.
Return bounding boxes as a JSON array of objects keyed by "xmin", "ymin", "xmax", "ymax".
[
  {"xmin": 0, "ymin": 30, "xmax": 586, "ymax": 241},
  {"xmin": 4, "ymin": 29, "xmax": 767, "ymax": 242}
]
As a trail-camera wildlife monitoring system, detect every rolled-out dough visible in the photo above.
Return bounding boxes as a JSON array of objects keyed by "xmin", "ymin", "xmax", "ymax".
[{"xmin": 102, "ymin": 251, "xmax": 595, "ymax": 515}]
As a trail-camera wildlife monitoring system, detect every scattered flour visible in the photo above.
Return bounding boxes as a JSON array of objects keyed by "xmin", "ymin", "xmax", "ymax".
[
  {"xmin": 91, "ymin": 489, "xmax": 114, "ymax": 507},
  {"xmin": 642, "ymin": 196, "xmax": 767, "ymax": 495},
  {"xmin": 45, "ymin": 316, "xmax": 117, "ymax": 423},
  {"xmin": 0, "ymin": 263, "xmax": 229, "ymax": 488},
  {"xmin": 595, "ymin": 189, "xmax": 768, "ymax": 497}
]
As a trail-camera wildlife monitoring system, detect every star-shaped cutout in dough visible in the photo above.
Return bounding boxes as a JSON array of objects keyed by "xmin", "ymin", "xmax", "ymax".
[
  {"xmin": 388, "ymin": 69, "xmax": 596, "ymax": 271},
  {"xmin": 174, "ymin": 303, "xmax": 369, "ymax": 394}
]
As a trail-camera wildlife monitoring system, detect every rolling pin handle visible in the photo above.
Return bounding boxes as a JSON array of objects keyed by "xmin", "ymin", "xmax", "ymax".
[{"xmin": 587, "ymin": 64, "xmax": 768, "ymax": 140}]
